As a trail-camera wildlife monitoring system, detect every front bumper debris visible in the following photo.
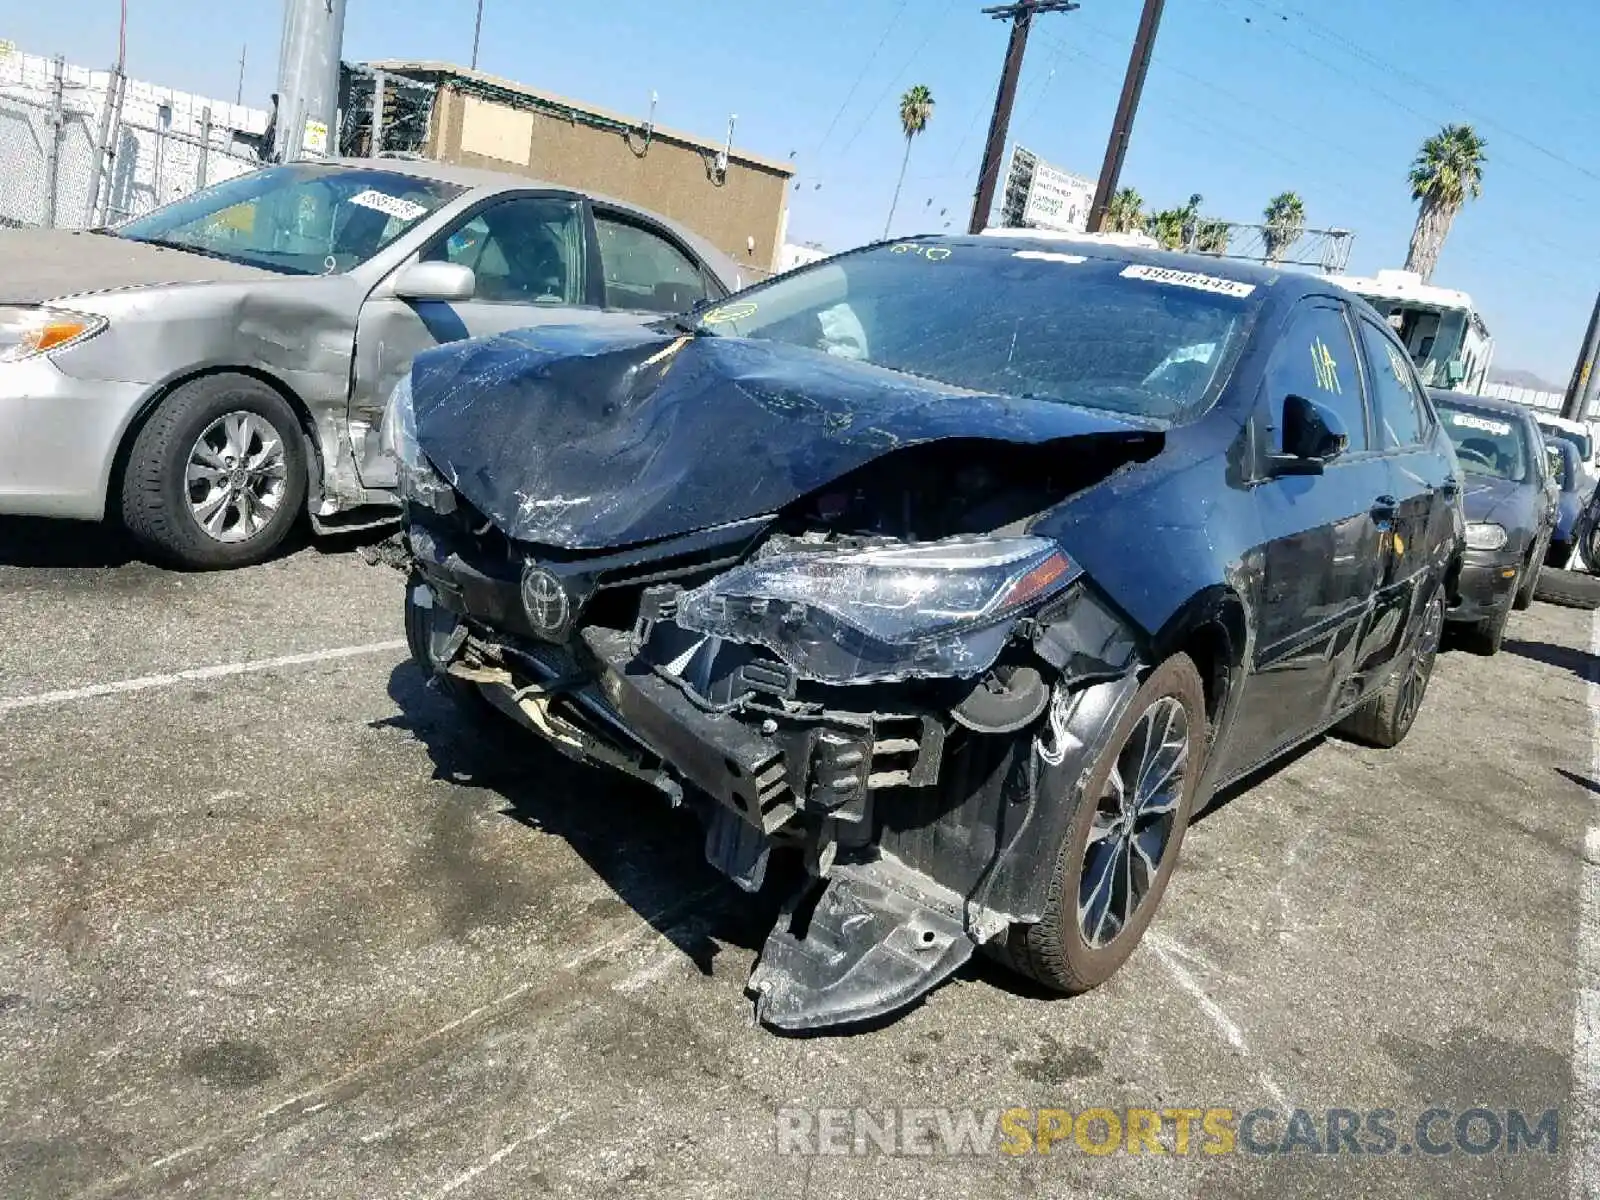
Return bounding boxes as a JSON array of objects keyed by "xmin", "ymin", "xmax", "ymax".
[{"xmin": 398, "ymin": 520, "xmax": 1142, "ymax": 1032}]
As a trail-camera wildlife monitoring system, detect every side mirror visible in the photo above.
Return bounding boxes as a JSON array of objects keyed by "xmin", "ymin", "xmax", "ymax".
[
  {"xmin": 1268, "ymin": 392, "xmax": 1349, "ymax": 477},
  {"xmin": 1445, "ymin": 359, "xmax": 1467, "ymax": 386},
  {"xmin": 391, "ymin": 261, "xmax": 475, "ymax": 302}
]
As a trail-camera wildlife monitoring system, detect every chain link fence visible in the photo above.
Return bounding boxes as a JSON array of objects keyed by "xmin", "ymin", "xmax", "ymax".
[{"xmin": 0, "ymin": 49, "xmax": 267, "ymax": 232}]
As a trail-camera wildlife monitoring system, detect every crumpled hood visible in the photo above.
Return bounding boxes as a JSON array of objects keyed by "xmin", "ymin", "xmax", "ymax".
[
  {"xmin": 1462, "ymin": 473, "xmax": 1537, "ymax": 530},
  {"xmin": 0, "ymin": 227, "xmax": 279, "ymax": 303},
  {"xmin": 409, "ymin": 324, "xmax": 1163, "ymax": 550}
]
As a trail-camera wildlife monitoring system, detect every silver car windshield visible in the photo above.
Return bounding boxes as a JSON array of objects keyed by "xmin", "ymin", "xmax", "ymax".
[{"xmin": 113, "ymin": 164, "xmax": 464, "ymax": 276}]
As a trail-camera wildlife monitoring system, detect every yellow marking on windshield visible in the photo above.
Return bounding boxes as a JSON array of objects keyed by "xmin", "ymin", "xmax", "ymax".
[
  {"xmin": 642, "ymin": 336, "xmax": 691, "ymax": 368},
  {"xmin": 702, "ymin": 300, "xmax": 759, "ymax": 325}
]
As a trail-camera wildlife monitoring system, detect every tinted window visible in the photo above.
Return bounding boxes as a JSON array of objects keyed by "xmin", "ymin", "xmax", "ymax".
[
  {"xmin": 1263, "ymin": 303, "xmax": 1368, "ymax": 451},
  {"xmin": 595, "ymin": 215, "xmax": 709, "ymax": 313},
  {"xmin": 692, "ymin": 244, "xmax": 1259, "ymax": 421},
  {"xmin": 1356, "ymin": 319, "xmax": 1428, "ymax": 447},
  {"xmin": 1434, "ymin": 398, "xmax": 1534, "ymax": 482},
  {"xmin": 424, "ymin": 196, "xmax": 586, "ymax": 304},
  {"xmin": 116, "ymin": 165, "xmax": 462, "ymax": 275}
]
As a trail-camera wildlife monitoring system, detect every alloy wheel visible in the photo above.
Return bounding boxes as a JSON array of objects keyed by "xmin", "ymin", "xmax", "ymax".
[
  {"xmin": 185, "ymin": 411, "xmax": 289, "ymax": 543},
  {"xmin": 1078, "ymin": 696, "xmax": 1190, "ymax": 950},
  {"xmin": 1396, "ymin": 595, "xmax": 1445, "ymax": 730}
]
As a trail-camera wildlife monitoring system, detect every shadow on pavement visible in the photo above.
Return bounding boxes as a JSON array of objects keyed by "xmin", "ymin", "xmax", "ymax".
[
  {"xmin": 0, "ymin": 517, "xmax": 138, "ymax": 568},
  {"xmin": 1502, "ymin": 637, "xmax": 1598, "ymax": 681},
  {"xmin": 1555, "ymin": 766, "xmax": 1600, "ymax": 797},
  {"xmin": 379, "ymin": 660, "xmax": 780, "ymax": 978}
]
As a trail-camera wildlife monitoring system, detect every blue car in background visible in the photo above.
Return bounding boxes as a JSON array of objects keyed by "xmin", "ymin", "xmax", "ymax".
[{"xmin": 1547, "ymin": 437, "xmax": 1585, "ymax": 567}]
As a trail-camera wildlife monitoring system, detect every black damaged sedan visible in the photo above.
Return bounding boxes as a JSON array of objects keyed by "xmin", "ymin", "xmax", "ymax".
[
  {"xmin": 1430, "ymin": 390, "xmax": 1556, "ymax": 653},
  {"xmin": 385, "ymin": 237, "xmax": 1464, "ymax": 1031}
]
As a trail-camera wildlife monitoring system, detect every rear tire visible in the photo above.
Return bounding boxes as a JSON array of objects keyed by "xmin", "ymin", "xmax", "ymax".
[
  {"xmin": 1001, "ymin": 653, "xmax": 1206, "ymax": 995},
  {"xmin": 1336, "ymin": 590, "xmax": 1444, "ymax": 748},
  {"xmin": 120, "ymin": 374, "xmax": 307, "ymax": 569},
  {"xmin": 1533, "ymin": 566, "xmax": 1600, "ymax": 610}
]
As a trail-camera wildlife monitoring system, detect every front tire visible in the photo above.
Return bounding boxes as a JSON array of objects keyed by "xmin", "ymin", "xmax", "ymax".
[
  {"xmin": 1001, "ymin": 653, "xmax": 1207, "ymax": 995},
  {"xmin": 1514, "ymin": 549, "xmax": 1542, "ymax": 610},
  {"xmin": 120, "ymin": 374, "xmax": 307, "ymax": 569}
]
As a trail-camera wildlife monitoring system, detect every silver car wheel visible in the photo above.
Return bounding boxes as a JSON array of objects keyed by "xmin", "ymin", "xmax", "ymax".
[
  {"xmin": 1077, "ymin": 696, "xmax": 1189, "ymax": 950},
  {"xmin": 185, "ymin": 410, "xmax": 289, "ymax": 543}
]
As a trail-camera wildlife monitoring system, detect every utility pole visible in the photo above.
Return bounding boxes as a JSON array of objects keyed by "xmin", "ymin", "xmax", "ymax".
[
  {"xmin": 472, "ymin": 0, "xmax": 485, "ymax": 70},
  {"xmin": 1564, "ymin": 290, "xmax": 1600, "ymax": 421},
  {"xmin": 1086, "ymin": 0, "xmax": 1165, "ymax": 232},
  {"xmin": 966, "ymin": 0, "xmax": 1078, "ymax": 235},
  {"xmin": 271, "ymin": 0, "xmax": 349, "ymax": 163},
  {"xmin": 237, "ymin": 44, "xmax": 247, "ymax": 106}
]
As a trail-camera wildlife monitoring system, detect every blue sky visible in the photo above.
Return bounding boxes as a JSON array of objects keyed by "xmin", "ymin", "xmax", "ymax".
[{"xmin": 9, "ymin": 0, "xmax": 1597, "ymax": 383}]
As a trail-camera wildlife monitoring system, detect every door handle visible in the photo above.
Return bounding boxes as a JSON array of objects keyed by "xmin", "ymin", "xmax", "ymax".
[{"xmin": 1371, "ymin": 494, "xmax": 1398, "ymax": 521}]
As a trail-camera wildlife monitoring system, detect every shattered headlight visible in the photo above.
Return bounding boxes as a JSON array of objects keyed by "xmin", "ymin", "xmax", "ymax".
[
  {"xmin": 1464, "ymin": 521, "xmax": 1507, "ymax": 551},
  {"xmin": 379, "ymin": 371, "xmax": 454, "ymax": 513},
  {"xmin": 676, "ymin": 536, "xmax": 1080, "ymax": 684},
  {"xmin": 0, "ymin": 305, "xmax": 107, "ymax": 362}
]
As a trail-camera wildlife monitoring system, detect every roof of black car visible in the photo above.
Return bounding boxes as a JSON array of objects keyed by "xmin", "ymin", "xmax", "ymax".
[
  {"xmin": 922, "ymin": 233, "xmax": 1328, "ymax": 296},
  {"xmin": 1429, "ymin": 389, "xmax": 1539, "ymax": 421}
]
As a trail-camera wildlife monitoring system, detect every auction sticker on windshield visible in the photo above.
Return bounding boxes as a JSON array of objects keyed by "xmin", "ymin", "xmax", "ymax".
[
  {"xmin": 347, "ymin": 190, "xmax": 429, "ymax": 222},
  {"xmin": 1451, "ymin": 413, "xmax": 1513, "ymax": 436},
  {"xmin": 1014, "ymin": 250, "xmax": 1088, "ymax": 264},
  {"xmin": 1120, "ymin": 264, "xmax": 1256, "ymax": 298}
]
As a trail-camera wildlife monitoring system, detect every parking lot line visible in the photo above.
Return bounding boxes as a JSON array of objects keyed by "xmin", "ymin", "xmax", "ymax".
[
  {"xmin": 1573, "ymin": 608, "xmax": 1600, "ymax": 1200},
  {"xmin": 0, "ymin": 640, "xmax": 405, "ymax": 715}
]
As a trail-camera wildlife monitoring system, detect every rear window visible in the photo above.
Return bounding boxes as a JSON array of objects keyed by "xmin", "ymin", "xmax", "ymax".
[
  {"xmin": 1539, "ymin": 421, "xmax": 1593, "ymax": 462},
  {"xmin": 1436, "ymin": 398, "xmax": 1534, "ymax": 482},
  {"xmin": 693, "ymin": 243, "xmax": 1261, "ymax": 422}
]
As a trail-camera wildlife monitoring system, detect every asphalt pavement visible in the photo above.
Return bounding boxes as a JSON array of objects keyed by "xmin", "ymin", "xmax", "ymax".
[{"xmin": 0, "ymin": 516, "xmax": 1593, "ymax": 1199}]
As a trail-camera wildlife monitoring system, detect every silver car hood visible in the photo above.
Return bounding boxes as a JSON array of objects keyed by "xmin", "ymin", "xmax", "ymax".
[{"xmin": 0, "ymin": 227, "xmax": 280, "ymax": 303}]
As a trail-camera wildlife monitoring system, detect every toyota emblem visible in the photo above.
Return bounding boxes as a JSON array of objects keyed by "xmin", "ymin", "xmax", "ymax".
[{"xmin": 520, "ymin": 564, "xmax": 571, "ymax": 637}]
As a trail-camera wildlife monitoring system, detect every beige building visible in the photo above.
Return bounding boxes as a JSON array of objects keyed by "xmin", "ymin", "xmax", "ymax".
[{"xmin": 366, "ymin": 61, "xmax": 793, "ymax": 275}]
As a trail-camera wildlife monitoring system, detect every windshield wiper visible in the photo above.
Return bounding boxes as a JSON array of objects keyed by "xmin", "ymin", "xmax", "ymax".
[
  {"xmin": 126, "ymin": 235, "xmax": 243, "ymax": 264},
  {"xmin": 666, "ymin": 315, "xmax": 715, "ymax": 337}
]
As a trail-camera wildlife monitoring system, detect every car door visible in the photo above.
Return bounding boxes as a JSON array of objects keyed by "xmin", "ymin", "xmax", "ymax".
[
  {"xmin": 348, "ymin": 191, "xmax": 595, "ymax": 490},
  {"xmin": 1224, "ymin": 299, "xmax": 1391, "ymax": 770},
  {"xmin": 1349, "ymin": 312, "xmax": 1450, "ymax": 679},
  {"xmin": 591, "ymin": 207, "xmax": 727, "ymax": 315}
]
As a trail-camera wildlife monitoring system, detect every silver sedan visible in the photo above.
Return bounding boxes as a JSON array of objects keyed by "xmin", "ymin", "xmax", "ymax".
[{"xmin": 0, "ymin": 158, "xmax": 743, "ymax": 568}]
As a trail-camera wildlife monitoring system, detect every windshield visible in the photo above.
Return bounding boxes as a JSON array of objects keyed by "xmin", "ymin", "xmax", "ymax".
[
  {"xmin": 114, "ymin": 165, "xmax": 463, "ymax": 276},
  {"xmin": 693, "ymin": 241, "xmax": 1259, "ymax": 420},
  {"xmin": 1435, "ymin": 398, "xmax": 1532, "ymax": 481},
  {"xmin": 1538, "ymin": 421, "xmax": 1593, "ymax": 463}
]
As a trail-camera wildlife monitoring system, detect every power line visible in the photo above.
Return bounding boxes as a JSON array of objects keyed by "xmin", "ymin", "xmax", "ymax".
[
  {"xmin": 810, "ymin": 0, "xmax": 911, "ymax": 158},
  {"xmin": 1253, "ymin": 0, "xmax": 1600, "ymax": 190},
  {"xmin": 833, "ymin": 18, "xmax": 942, "ymax": 160}
]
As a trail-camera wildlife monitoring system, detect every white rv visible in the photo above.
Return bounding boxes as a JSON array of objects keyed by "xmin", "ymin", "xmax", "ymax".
[{"xmin": 1322, "ymin": 268, "xmax": 1494, "ymax": 394}]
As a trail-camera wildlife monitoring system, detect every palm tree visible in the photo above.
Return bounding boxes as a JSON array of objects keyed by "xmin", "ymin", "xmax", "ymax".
[
  {"xmin": 1104, "ymin": 187, "xmax": 1144, "ymax": 234},
  {"xmin": 1144, "ymin": 193, "xmax": 1204, "ymax": 250},
  {"xmin": 883, "ymin": 85, "xmax": 934, "ymax": 239},
  {"xmin": 1146, "ymin": 207, "xmax": 1187, "ymax": 250},
  {"xmin": 1194, "ymin": 218, "xmax": 1231, "ymax": 255},
  {"xmin": 1404, "ymin": 123, "xmax": 1486, "ymax": 282},
  {"xmin": 1262, "ymin": 191, "xmax": 1306, "ymax": 264}
]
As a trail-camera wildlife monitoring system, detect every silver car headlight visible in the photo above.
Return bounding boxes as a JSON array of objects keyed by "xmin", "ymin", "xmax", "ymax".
[
  {"xmin": 1464, "ymin": 522, "xmax": 1507, "ymax": 551},
  {"xmin": 0, "ymin": 305, "xmax": 107, "ymax": 362},
  {"xmin": 675, "ymin": 536, "xmax": 1081, "ymax": 684},
  {"xmin": 379, "ymin": 372, "xmax": 454, "ymax": 513}
]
